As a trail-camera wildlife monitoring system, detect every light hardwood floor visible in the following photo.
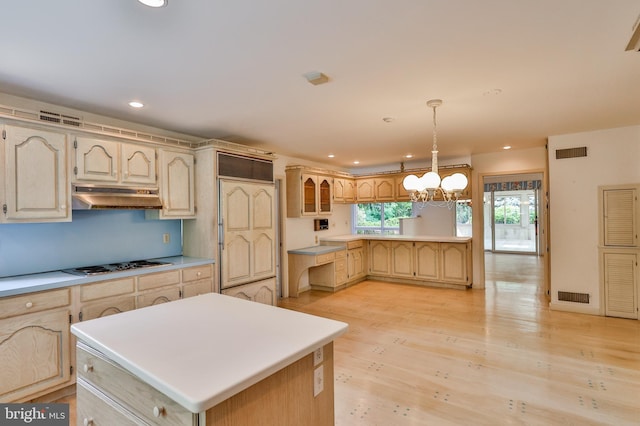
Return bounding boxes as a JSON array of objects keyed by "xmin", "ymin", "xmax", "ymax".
[{"xmin": 279, "ymin": 253, "xmax": 640, "ymax": 426}]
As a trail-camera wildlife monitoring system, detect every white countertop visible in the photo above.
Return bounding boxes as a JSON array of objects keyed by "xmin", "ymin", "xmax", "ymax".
[
  {"xmin": 287, "ymin": 245, "xmax": 345, "ymax": 255},
  {"xmin": 0, "ymin": 256, "xmax": 214, "ymax": 298},
  {"xmin": 70, "ymin": 293, "xmax": 348, "ymax": 413},
  {"xmin": 320, "ymin": 234, "xmax": 471, "ymax": 243}
]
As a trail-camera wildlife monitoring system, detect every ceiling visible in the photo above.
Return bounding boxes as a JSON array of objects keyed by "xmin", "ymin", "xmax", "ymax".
[{"xmin": 1, "ymin": 1, "xmax": 639, "ymax": 170}]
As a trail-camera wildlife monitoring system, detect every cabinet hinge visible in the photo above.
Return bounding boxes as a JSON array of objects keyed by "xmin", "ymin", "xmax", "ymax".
[
  {"xmin": 73, "ymin": 138, "xmax": 77, "ymax": 149},
  {"xmin": 79, "ymin": 311, "xmax": 84, "ymax": 322},
  {"xmin": 70, "ymin": 365, "xmax": 73, "ymax": 375},
  {"xmin": 179, "ymin": 290, "xmax": 183, "ymax": 298},
  {"xmin": 193, "ymin": 157, "xmax": 196, "ymax": 165},
  {"xmin": 2, "ymin": 204, "xmax": 6, "ymax": 214},
  {"xmin": 69, "ymin": 314, "xmax": 73, "ymax": 324},
  {"xmin": 2, "ymin": 129, "xmax": 5, "ymax": 140},
  {"xmin": 73, "ymin": 166, "xmax": 78, "ymax": 176}
]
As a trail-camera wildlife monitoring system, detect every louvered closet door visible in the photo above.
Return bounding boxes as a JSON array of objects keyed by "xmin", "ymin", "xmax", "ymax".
[
  {"xmin": 219, "ymin": 180, "xmax": 276, "ymax": 290},
  {"xmin": 603, "ymin": 252, "xmax": 638, "ymax": 319},
  {"xmin": 603, "ymin": 188, "xmax": 637, "ymax": 247}
]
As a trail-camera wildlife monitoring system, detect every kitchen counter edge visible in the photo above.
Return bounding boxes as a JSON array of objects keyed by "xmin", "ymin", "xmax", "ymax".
[
  {"xmin": 0, "ymin": 256, "xmax": 215, "ymax": 298},
  {"xmin": 320, "ymin": 234, "xmax": 472, "ymax": 243}
]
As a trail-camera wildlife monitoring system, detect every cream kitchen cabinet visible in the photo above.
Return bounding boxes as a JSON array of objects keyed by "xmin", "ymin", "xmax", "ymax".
[
  {"xmin": 333, "ymin": 177, "xmax": 356, "ymax": 203},
  {"xmin": 0, "ymin": 288, "xmax": 72, "ymax": 402},
  {"xmin": 78, "ymin": 277, "xmax": 136, "ymax": 321},
  {"xmin": 286, "ymin": 167, "xmax": 332, "ymax": 217},
  {"xmin": 1, "ymin": 124, "xmax": 70, "ymax": 222},
  {"xmin": 356, "ymin": 177, "xmax": 395, "ymax": 202},
  {"xmin": 222, "ymin": 278, "xmax": 277, "ymax": 305},
  {"xmin": 368, "ymin": 240, "xmax": 392, "ymax": 276},
  {"xmin": 147, "ymin": 149, "xmax": 196, "ymax": 219},
  {"xmin": 73, "ymin": 136, "xmax": 157, "ymax": 186},
  {"xmin": 366, "ymin": 239, "xmax": 472, "ymax": 289},
  {"xmin": 347, "ymin": 240, "xmax": 367, "ymax": 282}
]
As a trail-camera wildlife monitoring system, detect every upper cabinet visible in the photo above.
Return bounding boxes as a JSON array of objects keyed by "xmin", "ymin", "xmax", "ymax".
[
  {"xmin": 147, "ymin": 149, "xmax": 195, "ymax": 219},
  {"xmin": 1, "ymin": 125, "xmax": 70, "ymax": 223},
  {"xmin": 333, "ymin": 177, "xmax": 356, "ymax": 203},
  {"xmin": 286, "ymin": 167, "xmax": 332, "ymax": 217},
  {"xmin": 73, "ymin": 136, "xmax": 156, "ymax": 186},
  {"xmin": 356, "ymin": 176, "xmax": 395, "ymax": 202}
]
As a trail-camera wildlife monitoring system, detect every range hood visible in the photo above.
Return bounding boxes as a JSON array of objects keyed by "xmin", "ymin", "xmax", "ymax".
[{"xmin": 71, "ymin": 185, "xmax": 163, "ymax": 210}]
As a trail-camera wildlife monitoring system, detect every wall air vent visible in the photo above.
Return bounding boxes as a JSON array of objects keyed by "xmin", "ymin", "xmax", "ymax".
[
  {"xmin": 555, "ymin": 146, "xmax": 587, "ymax": 160},
  {"xmin": 39, "ymin": 110, "xmax": 81, "ymax": 127},
  {"xmin": 558, "ymin": 291, "xmax": 590, "ymax": 304}
]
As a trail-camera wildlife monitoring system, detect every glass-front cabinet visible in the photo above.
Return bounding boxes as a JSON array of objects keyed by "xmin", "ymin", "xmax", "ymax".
[{"xmin": 285, "ymin": 166, "xmax": 333, "ymax": 217}]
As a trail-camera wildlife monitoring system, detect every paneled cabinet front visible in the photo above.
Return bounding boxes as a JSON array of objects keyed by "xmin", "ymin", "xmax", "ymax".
[
  {"xmin": 286, "ymin": 168, "xmax": 332, "ymax": 217},
  {"xmin": 1, "ymin": 124, "xmax": 70, "ymax": 222},
  {"xmin": 156, "ymin": 149, "xmax": 196, "ymax": 219},
  {"xmin": 0, "ymin": 288, "xmax": 72, "ymax": 402},
  {"xmin": 73, "ymin": 136, "xmax": 156, "ymax": 186}
]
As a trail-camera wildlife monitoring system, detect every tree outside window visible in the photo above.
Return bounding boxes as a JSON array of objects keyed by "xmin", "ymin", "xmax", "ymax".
[{"xmin": 354, "ymin": 202, "xmax": 413, "ymax": 234}]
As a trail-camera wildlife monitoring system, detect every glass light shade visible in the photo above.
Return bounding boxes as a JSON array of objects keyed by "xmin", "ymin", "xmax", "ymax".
[
  {"xmin": 138, "ymin": 0, "xmax": 167, "ymax": 7},
  {"xmin": 440, "ymin": 175, "xmax": 454, "ymax": 192},
  {"xmin": 421, "ymin": 171, "xmax": 441, "ymax": 190},
  {"xmin": 402, "ymin": 174, "xmax": 421, "ymax": 191},
  {"xmin": 449, "ymin": 173, "xmax": 468, "ymax": 192}
]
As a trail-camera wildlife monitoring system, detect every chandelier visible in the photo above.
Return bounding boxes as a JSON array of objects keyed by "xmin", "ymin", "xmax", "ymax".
[{"xmin": 402, "ymin": 99, "xmax": 468, "ymax": 204}]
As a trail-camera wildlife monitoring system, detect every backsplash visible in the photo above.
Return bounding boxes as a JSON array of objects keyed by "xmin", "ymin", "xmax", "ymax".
[{"xmin": 0, "ymin": 210, "xmax": 182, "ymax": 278}]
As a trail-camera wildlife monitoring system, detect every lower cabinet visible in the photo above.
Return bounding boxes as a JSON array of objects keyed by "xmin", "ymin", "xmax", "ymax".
[
  {"xmin": 367, "ymin": 240, "xmax": 472, "ymax": 289},
  {"xmin": 347, "ymin": 241, "xmax": 367, "ymax": 282},
  {"xmin": 0, "ymin": 288, "xmax": 72, "ymax": 402},
  {"xmin": 0, "ymin": 263, "xmax": 214, "ymax": 403},
  {"xmin": 222, "ymin": 278, "xmax": 277, "ymax": 305},
  {"xmin": 601, "ymin": 250, "xmax": 638, "ymax": 319}
]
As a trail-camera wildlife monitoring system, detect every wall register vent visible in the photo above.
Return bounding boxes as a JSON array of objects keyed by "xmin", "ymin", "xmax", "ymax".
[
  {"xmin": 39, "ymin": 110, "xmax": 81, "ymax": 127},
  {"xmin": 555, "ymin": 146, "xmax": 587, "ymax": 160},
  {"xmin": 558, "ymin": 291, "xmax": 590, "ymax": 304}
]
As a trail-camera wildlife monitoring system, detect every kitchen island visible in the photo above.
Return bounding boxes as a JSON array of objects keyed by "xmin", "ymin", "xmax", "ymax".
[{"xmin": 71, "ymin": 293, "xmax": 348, "ymax": 425}]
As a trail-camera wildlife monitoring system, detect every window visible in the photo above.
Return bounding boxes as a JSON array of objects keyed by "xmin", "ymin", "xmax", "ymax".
[{"xmin": 353, "ymin": 202, "xmax": 413, "ymax": 234}]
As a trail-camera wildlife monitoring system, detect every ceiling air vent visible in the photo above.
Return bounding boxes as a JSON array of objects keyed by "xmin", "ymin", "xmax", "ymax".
[
  {"xmin": 555, "ymin": 146, "xmax": 587, "ymax": 160},
  {"xmin": 39, "ymin": 110, "xmax": 81, "ymax": 127},
  {"xmin": 558, "ymin": 291, "xmax": 590, "ymax": 304}
]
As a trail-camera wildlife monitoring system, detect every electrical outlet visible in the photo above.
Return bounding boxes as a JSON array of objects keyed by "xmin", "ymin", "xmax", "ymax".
[
  {"xmin": 313, "ymin": 347, "xmax": 323, "ymax": 366},
  {"xmin": 314, "ymin": 365, "xmax": 324, "ymax": 396},
  {"xmin": 162, "ymin": 233, "xmax": 170, "ymax": 244}
]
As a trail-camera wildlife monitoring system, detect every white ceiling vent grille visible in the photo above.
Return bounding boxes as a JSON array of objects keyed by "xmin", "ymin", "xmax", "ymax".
[{"xmin": 555, "ymin": 146, "xmax": 587, "ymax": 159}]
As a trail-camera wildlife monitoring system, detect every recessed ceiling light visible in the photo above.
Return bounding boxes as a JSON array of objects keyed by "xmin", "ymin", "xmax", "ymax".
[
  {"xmin": 503, "ymin": 145, "xmax": 512, "ymax": 150},
  {"xmin": 138, "ymin": 0, "xmax": 167, "ymax": 7},
  {"xmin": 327, "ymin": 154, "xmax": 335, "ymax": 158},
  {"xmin": 382, "ymin": 117, "xmax": 394, "ymax": 123},
  {"xmin": 128, "ymin": 101, "xmax": 144, "ymax": 108},
  {"xmin": 353, "ymin": 160, "xmax": 360, "ymax": 165},
  {"xmin": 405, "ymin": 154, "xmax": 413, "ymax": 159}
]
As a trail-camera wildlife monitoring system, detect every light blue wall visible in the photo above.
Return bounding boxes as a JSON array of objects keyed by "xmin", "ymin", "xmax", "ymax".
[{"xmin": 0, "ymin": 210, "xmax": 182, "ymax": 277}]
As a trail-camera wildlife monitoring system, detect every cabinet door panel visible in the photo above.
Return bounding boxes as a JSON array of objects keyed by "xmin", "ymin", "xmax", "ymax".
[
  {"xmin": 391, "ymin": 242, "xmax": 413, "ymax": 277},
  {"xmin": 3, "ymin": 125, "xmax": 69, "ymax": 221},
  {"xmin": 74, "ymin": 137, "xmax": 118, "ymax": 183},
  {"xmin": 415, "ymin": 242, "xmax": 439, "ymax": 280},
  {"xmin": 122, "ymin": 144, "xmax": 156, "ymax": 185},
  {"xmin": 0, "ymin": 309, "xmax": 71, "ymax": 400},
  {"xmin": 159, "ymin": 150, "xmax": 195, "ymax": 218},
  {"xmin": 440, "ymin": 243, "xmax": 468, "ymax": 283},
  {"xmin": 368, "ymin": 241, "xmax": 391, "ymax": 276}
]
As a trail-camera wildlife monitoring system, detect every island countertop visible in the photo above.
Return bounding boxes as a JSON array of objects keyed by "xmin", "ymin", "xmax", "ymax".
[{"xmin": 70, "ymin": 293, "xmax": 348, "ymax": 413}]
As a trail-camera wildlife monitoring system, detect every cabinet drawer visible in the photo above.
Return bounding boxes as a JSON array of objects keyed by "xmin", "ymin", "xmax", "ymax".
[
  {"xmin": 80, "ymin": 296, "xmax": 136, "ymax": 322},
  {"xmin": 182, "ymin": 280, "xmax": 212, "ymax": 299},
  {"xmin": 315, "ymin": 252, "xmax": 335, "ymax": 265},
  {"xmin": 181, "ymin": 265, "xmax": 212, "ymax": 282},
  {"xmin": 137, "ymin": 287, "xmax": 180, "ymax": 309},
  {"xmin": 77, "ymin": 379, "xmax": 144, "ymax": 426},
  {"xmin": 80, "ymin": 278, "xmax": 135, "ymax": 302},
  {"xmin": 347, "ymin": 240, "xmax": 363, "ymax": 250},
  {"xmin": 137, "ymin": 270, "xmax": 180, "ymax": 291},
  {"xmin": 334, "ymin": 250, "xmax": 347, "ymax": 259},
  {"xmin": 0, "ymin": 288, "xmax": 70, "ymax": 319},
  {"xmin": 77, "ymin": 344, "xmax": 192, "ymax": 426}
]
